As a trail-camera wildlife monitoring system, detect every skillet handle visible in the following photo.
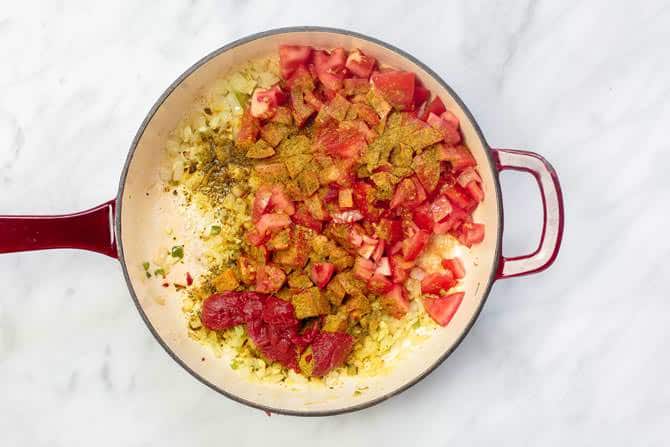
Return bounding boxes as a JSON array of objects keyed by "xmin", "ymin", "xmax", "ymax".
[
  {"xmin": 0, "ymin": 199, "xmax": 117, "ymax": 258},
  {"xmin": 491, "ymin": 149, "xmax": 564, "ymax": 279}
]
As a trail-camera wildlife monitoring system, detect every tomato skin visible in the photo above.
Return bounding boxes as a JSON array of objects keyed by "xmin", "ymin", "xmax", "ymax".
[
  {"xmin": 310, "ymin": 262, "xmax": 335, "ymax": 289},
  {"xmin": 279, "ymin": 45, "xmax": 313, "ymax": 79},
  {"xmin": 255, "ymin": 264, "xmax": 287, "ymax": 293},
  {"xmin": 345, "ymin": 49, "xmax": 376, "ymax": 78},
  {"xmin": 402, "ymin": 229, "xmax": 430, "ymax": 261},
  {"xmin": 421, "ymin": 96, "xmax": 446, "ymax": 121},
  {"xmin": 420, "ymin": 271, "xmax": 456, "ymax": 295},
  {"xmin": 441, "ymin": 258, "xmax": 465, "ymax": 279},
  {"xmin": 371, "ymin": 70, "xmax": 416, "ymax": 110},
  {"xmin": 423, "ymin": 292, "xmax": 464, "ymax": 326}
]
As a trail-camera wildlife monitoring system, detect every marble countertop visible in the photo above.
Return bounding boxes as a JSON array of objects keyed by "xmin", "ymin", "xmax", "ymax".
[{"xmin": 1, "ymin": 0, "xmax": 669, "ymax": 445}]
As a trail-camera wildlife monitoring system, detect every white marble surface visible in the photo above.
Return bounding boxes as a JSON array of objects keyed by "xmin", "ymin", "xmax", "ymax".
[{"xmin": 1, "ymin": 0, "xmax": 669, "ymax": 445}]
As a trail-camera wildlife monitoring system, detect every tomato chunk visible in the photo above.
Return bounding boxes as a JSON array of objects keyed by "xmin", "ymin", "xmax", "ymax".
[
  {"xmin": 310, "ymin": 262, "xmax": 335, "ymax": 289},
  {"xmin": 412, "ymin": 203, "xmax": 434, "ymax": 232},
  {"xmin": 423, "ymin": 292, "xmax": 464, "ymax": 326},
  {"xmin": 256, "ymin": 212, "xmax": 292, "ymax": 235},
  {"xmin": 437, "ymin": 145, "xmax": 476, "ymax": 172},
  {"xmin": 458, "ymin": 223, "xmax": 485, "ymax": 247},
  {"xmin": 345, "ymin": 49, "xmax": 376, "ymax": 78},
  {"xmin": 314, "ymin": 48, "xmax": 347, "ymax": 91},
  {"xmin": 421, "ymin": 96, "xmax": 446, "ymax": 121},
  {"xmin": 368, "ymin": 273, "xmax": 394, "ymax": 294},
  {"xmin": 413, "ymin": 82, "xmax": 430, "ymax": 109},
  {"xmin": 315, "ymin": 124, "xmax": 367, "ymax": 160},
  {"xmin": 236, "ymin": 108, "xmax": 260, "ymax": 148},
  {"xmin": 402, "ymin": 229, "xmax": 430, "ymax": 261},
  {"xmin": 250, "ymin": 85, "xmax": 285, "ymax": 119},
  {"xmin": 292, "ymin": 204, "xmax": 323, "ymax": 233},
  {"xmin": 353, "ymin": 256, "xmax": 375, "ymax": 281},
  {"xmin": 279, "ymin": 45, "xmax": 313, "ymax": 79},
  {"xmin": 420, "ymin": 271, "xmax": 456, "ymax": 295},
  {"xmin": 442, "ymin": 258, "xmax": 465, "ymax": 279},
  {"xmin": 371, "ymin": 70, "xmax": 415, "ymax": 110},
  {"xmin": 381, "ymin": 284, "xmax": 410, "ymax": 318},
  {"xmin": 426, "ymin": 112, "xmax": 461, "ymax": 146},
  {"xmin": 255, "ymin": 264, "xmax": 286, "ymax": 293}
]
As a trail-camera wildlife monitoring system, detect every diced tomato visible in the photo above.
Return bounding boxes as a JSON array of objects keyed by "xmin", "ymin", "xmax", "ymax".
[
  {"xmin": 252, "ymin": 185, "xmax": 273, "ymax": 222},
  {"xmin": 390, "ymin": 178, "xmax": 416, "ymax": 209},
  {"xmin": 433, "ymin": 204, "xmax": 468, "ymax": 234},
  {"xmin": 405, "ymin": 177, "xmax": 428, "ymax": 208},
  {"xmin": 423, "ymin": 292, "xmax": 464, "ymax": 326},
  {"xmin": 421, "ymin": 96, "xmax": 446, "ymax": 121},
  {"xmin": 389, "ymin": 255, "xmax": 413, "ymax": 283},
  {"xmin": 357, "ymin": 241, "xmax": 376, "ymax": 259},
  {"xmin": 345, "ymin": 49, "xmax": 376, "ymax": 78},
  {"xmin": 443, "ymin": 184, "xmax": 477, "ymax": 213},
  {"xmin": 291, "ymin": 204, "xmax": 323, "ymax": 233},
  {"xmin": 352, "ymin": 181, "xmax": 383, "ymax": 222},
  {"xmin": 402, "ymin": 229, "xmax": 430, "ymax": 261},
  {"xmin": 315, "ymin": 124, "xmax": 366, "ymax": 160},
  {"xmin": 257, "ymin": 213, "xmax": 292, "ymax": 235},
  {"xmin": 441, "ymin": 110, "xmax": 460, "ymax": 129},
  {"xmin": 310, "ymin": 262, "xmax": 335, "ymax": 289},
  {"xmin": 246, "ymin": 227, "xmax": 270, "ymax": 246},
  {"xmin": 269, "ymin": 185, "xmax": 295, "ymax": 215},
  {"xmin": 426, "ymin": 112, "xmax": 461, "ymax": 146},
  {"xmin": 279, "ymin": 45, "xmax": 313, "ymax": 79},
  {"xmin": 442, "ymin": 258, "xmax": 465, "ymax": 279},
  {"xmin": 371, "ymin": 239, "xmax": 385, "ymax": 262},
  {"xmin": 458, "ymin": 223, "xmax": 485, "ymax": 247},
  {"xmin": 236, "ymin": 108, "xmax": 260, "ymax": 148},
  {"xmin": 375, "ymin": 257, "xmax": 391, "ymax": 276},
  {"xmin": 250, "ymin": 86, "xmax": 285, "ymax": 119},
  {"xmin": 420, "ymin": 271, "xmax": 456, "ymax": 295},
  {"xmin": 371, "ymin": 70, "xmax": 415, "ymax": 110},
  {"xmin": 314, "ymin": 48, "xmax": 348, "ymax": 91},
  {"xmin": 430, "ymin": 196, "xmax": 453, "ymax": 223},
  {"xmin": 331, "ymin": 209, "xmax": 364, "ymax": 224},
  {"xmin": 437, "ymin": 145, "xmax": 476, "ymax": 172},
  {"xmin": 377, "ymin": 218, "xmax": 403, "ymax": 245},
  {"xmin": 413, "ymin": 152, "xmax": 441, "ymax": 194},
  {"xmin": 237, "ymin": 256, "xmax": 257, "ymax": 284},
  {"xmin": 412, "ymin": 203, "xmax": 434, "ymax": 232},
  {"xmin": 368, "ymin": 273, "xmax": 394, "ymax": 294},
  {"xmin": 466, "ymin": 181, "xmax": 484, "ymax": 202},
  {"xmin": 381, "ymin": 284, "xmax": 410, "ymax": 318},
  {"xmin": 456, "ymin": 167, "xmax": 482, "ymax": 188},
  {"xmin": 353, "ymin": 256, "xmax": 375, "ymax": 281},
  {"xmin": 255, "ymin": 264, "xmax": 286, "ymax": 293},
  {"xmin": 413, "ymin": 82, "xmax": 430, "ymax": 109}
]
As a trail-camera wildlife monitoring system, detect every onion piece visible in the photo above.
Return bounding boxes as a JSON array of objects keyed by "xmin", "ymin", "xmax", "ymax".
[{"xmin": 410, "ymin": 267, "xmax": 426, "ymax": 281}]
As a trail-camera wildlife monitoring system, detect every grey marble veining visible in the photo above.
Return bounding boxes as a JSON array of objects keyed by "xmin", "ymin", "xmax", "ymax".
[{"xmin": 1, "ymin": 0, "xmax": 669, "ymax": 445}]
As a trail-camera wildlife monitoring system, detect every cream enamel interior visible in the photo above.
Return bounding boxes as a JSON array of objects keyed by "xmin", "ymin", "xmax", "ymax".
[{"xmin": 118, "ymin": 29, "xmax": 501, "ymax": 414}]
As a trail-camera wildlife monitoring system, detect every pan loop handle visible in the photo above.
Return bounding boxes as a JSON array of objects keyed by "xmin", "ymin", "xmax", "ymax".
[
  {"xmin": 0, "ymin": 199, "xmax": 117, "ymax": 258},
  {"xmin": 492, "ymin": 149, "xmax": 564, "ymax": 279}
]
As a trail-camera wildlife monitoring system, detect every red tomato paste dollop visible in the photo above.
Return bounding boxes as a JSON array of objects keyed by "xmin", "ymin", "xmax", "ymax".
[{"xmin": 201, "ymin": 291, "xmax": 353, "ymax": 374}]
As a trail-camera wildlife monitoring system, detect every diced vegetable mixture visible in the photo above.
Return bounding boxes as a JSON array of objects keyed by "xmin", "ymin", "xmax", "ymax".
[{"xmin": 161, "ymin": 45, "xmax": 486, "ymax": 381}]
